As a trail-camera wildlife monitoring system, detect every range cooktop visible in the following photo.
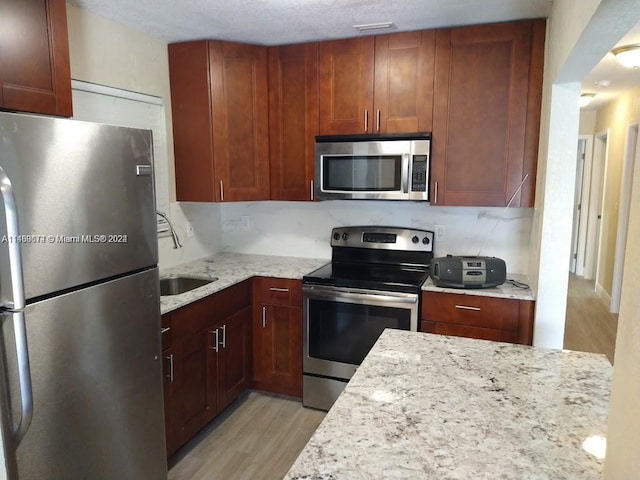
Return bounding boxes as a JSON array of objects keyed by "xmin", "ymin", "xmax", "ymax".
[{"xmin": 303, "ymin": 226, "xmax": 434, "ymax": 294}]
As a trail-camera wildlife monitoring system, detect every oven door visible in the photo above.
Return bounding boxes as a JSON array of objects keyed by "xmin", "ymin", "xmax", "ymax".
[{"xmin": 302, "ymin": 284, "xmax": 419, "ymax": 380}]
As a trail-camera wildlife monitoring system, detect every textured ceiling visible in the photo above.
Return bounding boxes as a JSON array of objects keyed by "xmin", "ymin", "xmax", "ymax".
[
  {"xmin": 69, "ymin": 0, "xmax": 640, "ymax": 110},
  {"xmin": 68, "ymin": 0, "xmax": 553, "ymax": 45}
]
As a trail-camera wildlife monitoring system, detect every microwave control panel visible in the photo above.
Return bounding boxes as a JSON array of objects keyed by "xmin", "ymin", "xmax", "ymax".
[{"xmin": 411, "ymin": 155, "xmax": 428, "ymax": 192}]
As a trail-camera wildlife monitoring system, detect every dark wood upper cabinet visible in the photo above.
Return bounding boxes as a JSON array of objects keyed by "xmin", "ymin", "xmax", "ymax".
[
  {"xmin": 374, "ymin": 30, "xmax": 435, "ymax": 134},
  {"xmin": 319, "ymin": 37, "xmax": 374, "ymax": 135},
  {"xmin": 319, "ymin": 31, "xmax": 435, "ymax": 135},
  {"xmin": 431, "ymin": 20, "xmax": 545, "ymax": 207},
  {"xmin": 169, "ymin": 40, "xmax": 270, "ymax": 202},
  {"xmin": 0, "ymin": 0, "xmax": 72, "ymax": 117},
  {"xmin": 268, "ymin": 42, "xmax": 318, "ymax": 201}
]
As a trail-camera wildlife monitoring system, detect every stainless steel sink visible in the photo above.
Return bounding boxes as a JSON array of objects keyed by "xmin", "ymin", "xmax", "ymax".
[{"xmin": 159, "ymin": 275, "xmax": 217, "ymax": 296}]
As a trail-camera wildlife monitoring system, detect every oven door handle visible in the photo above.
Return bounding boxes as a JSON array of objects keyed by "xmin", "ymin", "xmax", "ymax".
[{"xmin": 303, "ymin": 286, "xmax": 418, "ymax": 304}]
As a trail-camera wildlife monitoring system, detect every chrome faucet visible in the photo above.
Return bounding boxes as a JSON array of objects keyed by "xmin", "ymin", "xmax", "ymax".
[{"xmin": 156, "ymin": 211, "xmax": 182, "ymax": 249}]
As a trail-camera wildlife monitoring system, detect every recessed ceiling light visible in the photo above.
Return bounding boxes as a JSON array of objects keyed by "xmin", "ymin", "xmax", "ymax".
[
  {"xmin": 594, "ymin": 80, "xmax": 611, "ymax": 88},
  {"xmin": 612, "ymin": 43, "xmax": 640, "ymax": 69},
  {"xmin": 579, "ymin": 93, "xmax": 596, "ymax": 108},
  {"xmin": 353, "ymin": 22, "xmax": 396, "ymax": 33}
]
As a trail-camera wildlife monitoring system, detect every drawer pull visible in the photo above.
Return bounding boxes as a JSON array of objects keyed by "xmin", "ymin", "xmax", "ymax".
[
  {"xmin": 165, "ymin": 354, "xmax": 174, "ymax": 383},
  {"xmin": 269, "ymin": 287, "xmax": 289, "ymax": 292},
  {"xmin": 455, "ymin": 305, "xmax": 481, "ymax": 311},
  {"xmin": 161, "ymin": 327, "xmax": 171, "ymax": 334},
  {"xmin": 262, "ymin": 306, "xmax": 266, "ymax": 328}
]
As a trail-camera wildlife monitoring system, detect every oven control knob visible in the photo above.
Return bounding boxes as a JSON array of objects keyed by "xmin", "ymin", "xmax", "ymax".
[
  {"xmin": 412, "ymin": 235, "xmax": 419, "ymax": 244},
  {"xmin": 422, "ymin": 236, "xmax": 430, "ymax": 245},
  {"xmin": 342, "ymin": 232, "xmax": 349, "ymax": 241},
  {"xmin": 333, "ymin": 232, "xmax": 340, "ymax": 241}
]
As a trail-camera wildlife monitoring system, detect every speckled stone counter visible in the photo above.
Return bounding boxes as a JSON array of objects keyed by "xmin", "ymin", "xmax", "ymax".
[
  {"xmin": 159, "ymin": 253, "xmax": 327, "ymax": 315},
  {"xmin": 284, "ymin": 330, "xmax": 611, "ymax": 480},
  {"xmin": 423, "ymin": 273, "xmax": 535, "ymax": 301}
]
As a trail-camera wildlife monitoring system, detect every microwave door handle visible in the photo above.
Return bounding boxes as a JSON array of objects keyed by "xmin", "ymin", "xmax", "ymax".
[{"xmin": 402, "ymin": 153, "xmax": 410, "ymax": 193}]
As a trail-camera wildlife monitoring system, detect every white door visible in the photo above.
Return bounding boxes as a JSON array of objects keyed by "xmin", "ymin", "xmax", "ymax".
[
  {"xmin": 610, "ymin": 124, "xmax": 639, "ymax": 313},
  {"xmin": 584, "ymin": 132, "xmax": 608, "ymax": 281},
  {"xmin": 570, "ymin": 139, "xmax": 587, "ymax": 273}
]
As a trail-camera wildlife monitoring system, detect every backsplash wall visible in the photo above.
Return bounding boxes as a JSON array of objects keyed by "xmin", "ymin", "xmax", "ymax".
[{"xmin": 220, "ymin": 201, "xmax": 534, "ymax": 275}]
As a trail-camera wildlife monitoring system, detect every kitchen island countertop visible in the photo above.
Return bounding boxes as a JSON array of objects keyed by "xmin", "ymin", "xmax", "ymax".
[
  {"xmin": 159, "ymin": 252, "xmax": 327, "ymax": 315},
  {"xmin": 284, "ymin": 329, "xmax": 611, "ymax": 480}
]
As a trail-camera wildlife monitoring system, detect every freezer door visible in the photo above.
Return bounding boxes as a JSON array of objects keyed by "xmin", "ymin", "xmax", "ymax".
[
  {"xmin": 0, "ymin": 267, "xmax": 167, "ymax": 480},
  {"xmin": 0, "ymin": 111, "xmax": 158, "ymax": 304}
]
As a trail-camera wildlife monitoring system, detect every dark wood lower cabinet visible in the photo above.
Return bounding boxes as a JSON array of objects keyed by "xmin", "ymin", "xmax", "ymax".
[
  {"xmin": 216, "ymin": 306, "xmax": 252, "ymax": 411},
  {"xmin": 421, "ymin": 291, "xmax": 534, "ymax": 345},
  {"xmin": 252, "ymin": 277, "xmax": 303, "ymax": 398},
  {"xmin": 163, "ymin": 280, "xmax": 251, "ymax": 457}
]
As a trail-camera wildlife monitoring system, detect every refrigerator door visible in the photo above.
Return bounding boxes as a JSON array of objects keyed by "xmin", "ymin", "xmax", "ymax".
[
  {"xmin": 0, "ymin": 111, "xmax": 158, "ymax": 305},
  {"xmin": 0, "ymin": 267, "xmax": 166, "ymax": 480}
]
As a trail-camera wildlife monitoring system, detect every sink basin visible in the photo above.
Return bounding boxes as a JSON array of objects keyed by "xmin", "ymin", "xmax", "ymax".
[{"xmin": 160, "ymin": 275, "xmax": 217, "ymax": 296}]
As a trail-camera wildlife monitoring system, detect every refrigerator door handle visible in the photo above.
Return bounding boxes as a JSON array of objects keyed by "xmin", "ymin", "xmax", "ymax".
[
  {"xmin": 0, "ymin": 166, "xmax": 33, "ymax": 446},
  {"xmin": 11, "ymin": 310, "xmax": 33, "ymax": 445},
  {"xmin": 0, "ymin": 165, "xmax": 26, "ymax": 310}
]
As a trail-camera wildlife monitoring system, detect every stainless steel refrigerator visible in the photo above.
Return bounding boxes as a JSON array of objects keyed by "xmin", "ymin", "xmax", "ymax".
[{"xmin": 0, "ymin": 111, "xmax": 167, "ymax": 479}]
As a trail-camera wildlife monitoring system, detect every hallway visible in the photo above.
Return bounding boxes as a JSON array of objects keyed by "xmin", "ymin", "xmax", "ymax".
[{"xmin": 563, "ymin": 273, "xmax": 618, "ymax": 364}]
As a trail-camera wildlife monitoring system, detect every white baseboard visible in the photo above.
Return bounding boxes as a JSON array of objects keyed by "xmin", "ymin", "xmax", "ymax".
[{"xmin": 594, "ymin": 282, "xmax": 612, "ymax": 310}]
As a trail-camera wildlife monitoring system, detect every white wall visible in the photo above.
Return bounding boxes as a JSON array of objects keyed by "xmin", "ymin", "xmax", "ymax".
[
  {"xmin": 221, "ymin": 201, "xmax": 533, "ymax": 272},
  {"xmin": 66, "ymin": 3, "xmax": 223, "ymax": 268},
  {"xmin": 528, "ymin": 0, "xmax": 640, "ymax": 476}
]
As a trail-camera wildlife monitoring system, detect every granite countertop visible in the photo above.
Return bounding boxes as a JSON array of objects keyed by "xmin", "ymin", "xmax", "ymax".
[
  {"xmin": 284, "ymin": 330, "xmax": 611, "ymax": 480},
  {"xmin": 159, "ymin": 252, "xmax": 328, "ymax": 315},
  {"xmin": 423, "ymin": 273, "xmax": 535, "ymax": 301}
]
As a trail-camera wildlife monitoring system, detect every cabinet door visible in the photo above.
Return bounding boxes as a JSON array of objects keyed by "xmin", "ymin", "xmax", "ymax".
[
  {"xmin": 178, "ymin": 327, "xmax": 218, "ymax": 442},
  {"xmin": 0, "ymin": 0, "xmax": 71, "ymax": 116},
  {"xmin": 168, "ymin": 41, "xmax": 216, "ymax": 202},
  {"xmin": 268, "ymin": 43, "xmax": 318, "ymax": 201},
  {"xmin": 210, "ymin": 41, "xmax": 270, "ymax": 201},
  {"xmin": 431, "ymin": 20, "xmax": 544, "ymax": 207},
  {"xmin": 216, "ymin": 306, "xmax": 251, "ymax": 411},
  {"xmin": 255, "ymin": 304, "xmax": 302, "ymax": 397},
  {"xmin": 319, "ymin": 37, "xmax": 374, "ymax": 135},
  {"xmin": 373, "ymin": 30, "xmax": 435, "ymax": 134},
  {"xmin": 162, "ymin": 347, "xmax": 179, "ymax": 457}
]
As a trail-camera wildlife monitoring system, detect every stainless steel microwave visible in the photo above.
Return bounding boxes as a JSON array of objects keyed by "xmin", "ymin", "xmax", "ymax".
[{"xmin": 314, "ymin": 133, "xmax": 431, "ymax": 201}]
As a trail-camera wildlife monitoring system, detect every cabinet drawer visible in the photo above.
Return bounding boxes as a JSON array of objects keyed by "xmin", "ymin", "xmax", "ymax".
[
  {"xmin": 255, "ymin": 277, "xmax": 302, "ymax": 306},
  {"xmin": 173, "ymin": 280, "xmax": 251, "ymax": 336},
  {"xmin": 422, "ymin": 291, "xmax": 519, "ymax": 330},
  {"xmin": 421, "ymin": 321, "xmax": 518, "ymax": 343}
]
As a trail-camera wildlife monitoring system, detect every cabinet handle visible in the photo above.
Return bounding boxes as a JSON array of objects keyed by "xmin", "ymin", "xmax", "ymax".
[
  {"xmin": 210, "ymin": 329, "xmax": 219, "ymax": 352},
  {"xmin": 220, "ymin": 180, "xmax": 224, "ymax": 202},
  {"xmin": 310, "ymin": 180, "xmax": 314, "ymax": 201},
  {"xmin": 269, "ymin": 287, "xmax": 289, "ymax": 292},
  {"xmin": 165, "ymin": 354, "xmax": 174, "ymax": 382},
  {"xmin": 376, "ymin": 109, "xmax": 381, "ymax": 132},
  {"xmin": 221, "ymin": 324, "xmax": 226, "ymax": 349},
  {"xmin": 262, "ymin": 306, "xmax": 266, "ymax": 328},
  {"xmin": 455, "ymin": 305, "xmax": 481, "ymax": 311},
  {"xmin": 434, "ymin": 181, "xmax": 438, "ymax": 204},
  {"xmin": 364, "ymin": 109, "xmax": 368, "ymax": 132},
  {"xmin": 161, "ymin": 327, "xmax": 170, "ymax": 334}
]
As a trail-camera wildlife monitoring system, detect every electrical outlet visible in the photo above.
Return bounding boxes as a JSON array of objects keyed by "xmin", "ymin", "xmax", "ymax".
[
  {"xmin": 186, "ymin": 222, "xmax": 194, "ymax": 238},
  {"xmin": 241, "ymin": 215, "xmax": 251, "ymax": 231},
  {"xmin": 435, "ymin": 224, "xmax": 445, "ymax": 241}
]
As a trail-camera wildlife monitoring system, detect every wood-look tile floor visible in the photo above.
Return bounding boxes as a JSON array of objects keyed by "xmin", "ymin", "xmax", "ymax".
[
  {"xmin": 563, "ymin": 273, "xmax": 618, "ymax": 364},
  {"xmin": 168, "ymin": 391, "xmax": 325, "ymax": 480}
]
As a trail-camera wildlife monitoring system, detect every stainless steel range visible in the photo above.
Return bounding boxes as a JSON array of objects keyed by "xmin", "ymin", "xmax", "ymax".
[{"xmin": 302, "ymin": 226, "xmax": 434, "ymax": 410}]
